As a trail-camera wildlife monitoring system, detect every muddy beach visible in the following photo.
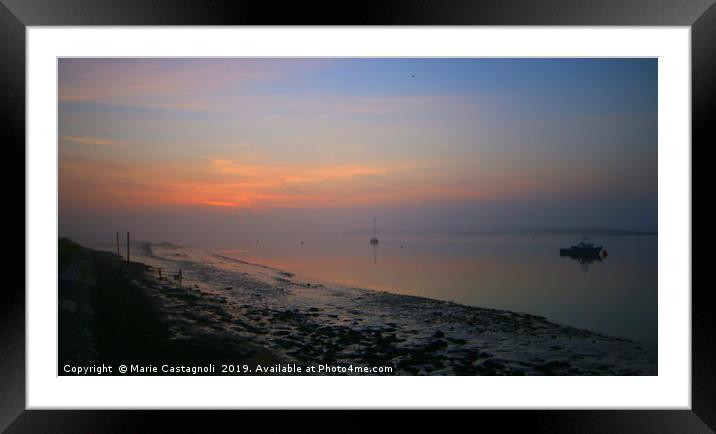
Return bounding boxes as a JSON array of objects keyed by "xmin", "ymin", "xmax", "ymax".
[{"xmin": 58, "ymin": 239, "xmax": 657, "ymax": 375}]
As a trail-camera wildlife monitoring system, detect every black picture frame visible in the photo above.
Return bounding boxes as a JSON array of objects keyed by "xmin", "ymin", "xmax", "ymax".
[{"xmin": 2, "ymin": 0, "xmax": 710, "ymax": 432}]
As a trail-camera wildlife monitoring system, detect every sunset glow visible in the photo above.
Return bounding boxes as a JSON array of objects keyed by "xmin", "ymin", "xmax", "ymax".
[{"xmin": 59, "ymin": 58, "xmax": 657, "ymax": 238}]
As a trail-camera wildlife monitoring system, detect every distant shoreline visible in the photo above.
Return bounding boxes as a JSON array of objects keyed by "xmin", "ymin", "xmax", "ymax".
[{"xmin": 345, "ymin": 228, "xmax": 658, "ymax": 237}]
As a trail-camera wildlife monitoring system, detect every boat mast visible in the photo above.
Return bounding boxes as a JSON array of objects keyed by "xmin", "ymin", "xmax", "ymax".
[{"xmin": 370, "ymin": 218, "xmax": 379, "ymax": 245}]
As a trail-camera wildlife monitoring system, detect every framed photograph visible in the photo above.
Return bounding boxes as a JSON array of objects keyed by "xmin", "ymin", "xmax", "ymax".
[{"xmin": 3, "ymin": 0, "xmax": 710, "ymax": 431}]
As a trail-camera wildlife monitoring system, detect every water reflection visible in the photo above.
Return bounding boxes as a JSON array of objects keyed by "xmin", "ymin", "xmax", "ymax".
[
  {"xmin": 212, "ymin": 233, "xmax": 656, "ymax": 342},
  {"xmin": 370, "ymin": 218, "xmax": 379, "ymax": 266},
  {"xmin": 560, "ymin": 250, "xmax": 603, "ymax": 264},
  {"xmin": 559, "ymin": 250, "xmax": 603, "ymax": 272}
]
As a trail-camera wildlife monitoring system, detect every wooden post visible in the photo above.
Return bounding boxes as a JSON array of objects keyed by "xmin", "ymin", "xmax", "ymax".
[
  {"xmin": 116, "ymin": 232, "xmax": 120, "ymax": 257},
  {"xmin": 127, "ymin": 232, "xmax": 130, "ymax": 264}
]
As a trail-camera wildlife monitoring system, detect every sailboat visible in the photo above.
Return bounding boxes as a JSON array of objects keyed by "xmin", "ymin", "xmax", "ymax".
[{"xmin": 370, "ymin": 218, "xmax": 379, "ymax": 245}]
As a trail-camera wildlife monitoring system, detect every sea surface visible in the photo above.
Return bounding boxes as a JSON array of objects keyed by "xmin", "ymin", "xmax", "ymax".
[
  {"xmin": 216, "ymin": 232, "xmax": 657, "ymax": 342},
  {"xmin": 76, "ymin": 231, "xmax": 657, "ymax": 343}
]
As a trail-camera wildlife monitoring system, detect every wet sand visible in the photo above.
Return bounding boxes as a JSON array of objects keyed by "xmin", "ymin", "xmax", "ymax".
[{"xmin": 58, "ymin": 239, "xmax": 657, "ymax": 375}]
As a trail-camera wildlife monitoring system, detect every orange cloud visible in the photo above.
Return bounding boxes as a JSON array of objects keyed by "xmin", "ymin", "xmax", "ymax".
[
  {"xmin": 60, "ymin": 144, "xmax": 627, "ymax": 214},
  {"xmin": 59, "ymin": 150, "xmax": 490, "ymax": 212}
]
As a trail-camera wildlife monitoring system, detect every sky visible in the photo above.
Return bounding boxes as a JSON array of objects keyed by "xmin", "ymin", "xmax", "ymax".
[{"xmin": 58, "ymin": 58, "xmax": 657, "ymax": 247}]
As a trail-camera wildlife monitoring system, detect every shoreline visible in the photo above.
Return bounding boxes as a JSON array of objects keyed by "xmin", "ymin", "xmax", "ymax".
[
  {"xmin": 59, "ymin": 239, "xmax": 286, "ymax": 375},
  {"xmin": 211, "ymin": 244, "xmax": 654, "ymax": 346},
  {"xmin": 59, "ymin": 238, "xmax": 657, "ymax": 375}
]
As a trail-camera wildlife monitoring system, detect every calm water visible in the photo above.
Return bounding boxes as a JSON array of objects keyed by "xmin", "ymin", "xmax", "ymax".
[{"xmin": 219, "ymin": 232, "xmax": 657, "ymax": 342}]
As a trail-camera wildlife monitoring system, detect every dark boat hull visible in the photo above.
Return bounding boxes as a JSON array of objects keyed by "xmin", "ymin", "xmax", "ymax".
[{"xmin": 559, "ymin": 246, "xmax": 602, "ymax": 256}]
